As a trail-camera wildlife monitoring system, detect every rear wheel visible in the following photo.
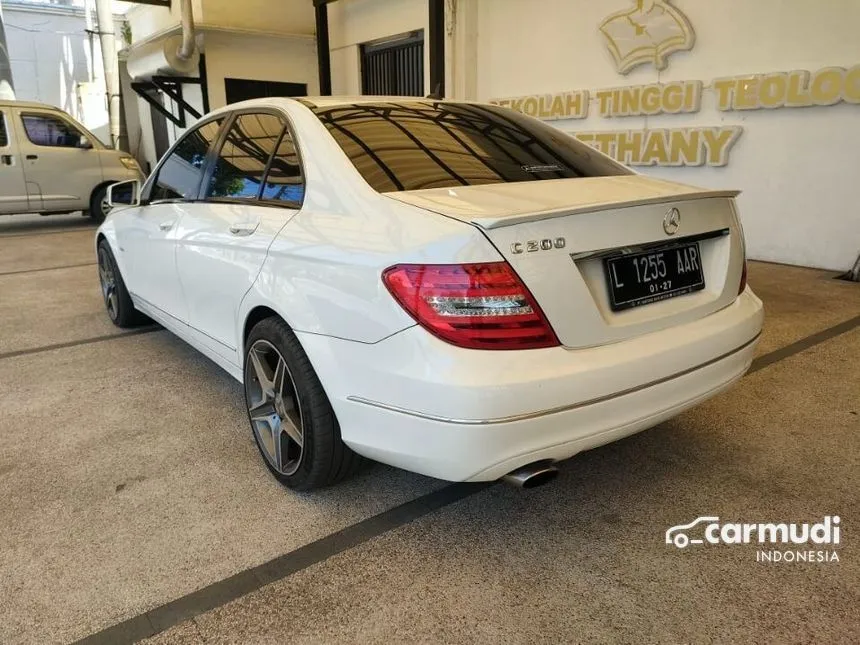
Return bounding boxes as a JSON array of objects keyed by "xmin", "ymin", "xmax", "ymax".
[
  {"xmin": 97, "ymin": 240, "xmax": 149, "ymax": 328},
  {"xmin": 88, "ymin": 185, "xmax": 112, "ymax": 223},
  {"xmin": 243, "ymin": 317, "xmax": 363, "ymax": 490}
]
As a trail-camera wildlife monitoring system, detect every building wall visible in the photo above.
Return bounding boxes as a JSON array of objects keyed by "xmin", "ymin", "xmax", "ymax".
[
  {"xmin": 124, "ymin": 0, "xmax": 318, "ymax": 173},
  {"xmin": 3, "ymin": 2, "xmax": 113, "ymax": 143},
  {"xmin": 473, "ymin": 0, "xmax": 860, "ymax": 271},
  {"xmin": 202, "ymin": 0, "xmax": 314, "ymax": 36},
  {"xmin": 125, "ymin": 0, "xmax": 204, "ymax": 45},
  {"xmin": 204, "ymin": 32, "xmax": 318, "ymax": 110},
  {"xmin": 328, "ymin": 0, "xmax": 429, "ymax": 95}
]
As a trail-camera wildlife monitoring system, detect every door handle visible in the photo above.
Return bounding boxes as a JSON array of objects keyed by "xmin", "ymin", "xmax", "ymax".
[
  {"xmin": 25, "ymin": 154, "xmax": 38, "ymax": 160},
  {"xmin": 159, "ymin": 221, "xmax": 175, "ymax": 231},
  {"xmin": 0, "ymin": 155, "xmax": 13, "ymax": 166},
  {"xmin": 229, "ymin": 222, "xmax": 259, "ymax": 236}
]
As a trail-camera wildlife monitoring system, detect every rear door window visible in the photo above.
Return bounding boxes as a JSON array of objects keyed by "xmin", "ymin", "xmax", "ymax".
[
  {"xmin": 205, "ymin": 113, "xmax": 284, "ymax": 200},
  {"xmin": 312, "ymin": 101, "xmax": 629, "ymax": 192},
  {"xmin": 150, "ymin": 119, "xmax": 224, "ymax": 202},
  {"xmin": 0, "ymin": 111, "xmax": 8, "ymax": 147},
  {"xmin": 260, "ymin": 129, "xmax": 304, "ymax": 205}
]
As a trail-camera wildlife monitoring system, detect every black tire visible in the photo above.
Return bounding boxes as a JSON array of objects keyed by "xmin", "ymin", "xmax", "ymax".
[
  {"xmin": 88, "ymin": 184, "xmax": 111, "ymax": 223},
  {"xmin": 244, "ymin": 317, "xmax": 363, "ymax": 491},
  {"xmin": 97, "ymin": 239, "xmax": 149, "ymax": 328}
]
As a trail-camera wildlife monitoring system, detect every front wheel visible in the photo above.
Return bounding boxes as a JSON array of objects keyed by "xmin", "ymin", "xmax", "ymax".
[
  {"xmin": 97, "ymin": 240, "xmax": 149, "ymax": 328},
  {"xmin": 243, "ymin": 317, "xmax": 363, "ymax": 490}
]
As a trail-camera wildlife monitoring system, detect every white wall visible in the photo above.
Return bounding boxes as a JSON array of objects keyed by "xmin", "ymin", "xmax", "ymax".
[
  {"xmin": 125, "ymin": 0, "xmax": 203, "ymax": 45},
  {"xmin": 204, "ymin": 31, "xmax": 318, "ymax": 109},
  {"xmin": 328, "ymin": 0, "xmax": 429, "ymax": 95},
  {"xmin": 202, "ymin": 0, "xmax": 314, "ymax": 36},
  {"xmin": 3, "ymin": 3, "xmax": 112, "ymax": 143},
  {"xmin": 473, "ymin": 0, "xmax": 860, "ymax": 271}
]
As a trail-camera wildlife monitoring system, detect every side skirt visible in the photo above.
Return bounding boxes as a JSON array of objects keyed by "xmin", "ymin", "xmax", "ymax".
[{"xmin": 131, "ymin": 295, "xmax": 245, "ymax": 383}]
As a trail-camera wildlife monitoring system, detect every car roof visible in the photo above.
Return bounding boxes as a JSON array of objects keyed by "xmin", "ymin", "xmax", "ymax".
[
  {"xmin": 206, "ymin": 96, "xmax": 463, "ymax": 118},
  {"xmin": 298, "ymin": 96, "xmax": 443, "ymax": 108}
]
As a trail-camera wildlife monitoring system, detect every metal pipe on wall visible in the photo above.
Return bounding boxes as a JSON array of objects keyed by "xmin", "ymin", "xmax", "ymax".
[
  {"xmin": 177, "ymin": 0, "xmax": 196, "ymax": 62},
  {"xmin": 94, "ymin": 0, "xmax": 120, "ymax": 148}
]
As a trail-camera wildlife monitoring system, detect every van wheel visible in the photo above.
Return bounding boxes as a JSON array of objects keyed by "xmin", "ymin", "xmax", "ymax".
[
  {"xmin": 88, "ymin": 185, "xmax": 112, "ymax": 223},
  {"xmin": 244, "ymin": 317, "xmax": 364, "ymax": 491}
]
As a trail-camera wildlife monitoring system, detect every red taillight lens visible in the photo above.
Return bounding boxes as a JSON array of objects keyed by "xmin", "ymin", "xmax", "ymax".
[
  {"xmin": 739, "ymin": 260, "xmax": 748, "ymax": 295},
  {"xmin": 382, "ymin": 262, "xmax": 560, "ymax": 350}
]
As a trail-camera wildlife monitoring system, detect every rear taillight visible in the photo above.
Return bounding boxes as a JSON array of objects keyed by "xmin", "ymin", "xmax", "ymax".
[
  {"xmin": 739, "ymin": 260, "xmax": 748, "ymax": 295},
  {"xmin": 382, "ymin": 262, "xmax": 560, "ymax": 350}
]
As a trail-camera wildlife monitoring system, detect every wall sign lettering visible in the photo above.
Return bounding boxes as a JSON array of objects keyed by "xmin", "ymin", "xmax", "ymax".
[{"xmin": 489, "ymin": 64, "xmax": 859, "ymax": 167}]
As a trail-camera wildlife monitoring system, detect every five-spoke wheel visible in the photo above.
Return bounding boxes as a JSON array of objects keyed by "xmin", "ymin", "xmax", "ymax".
[
  {"xmin": 243, "ymin": 317, "xmax": 364, "ymax": 490},
  {"xmin": 97, "ymin": 245, "xmax": 119, "ymax": 322},
  {"xmin": 96, "ymin": 239, "xmax": 149, "ymax": 328},
  {"xmin": 245, "ymin": 339, "xmax": 304, "ymax": 476}
]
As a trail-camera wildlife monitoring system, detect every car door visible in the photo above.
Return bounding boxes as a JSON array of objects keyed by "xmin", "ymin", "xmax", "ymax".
[
  {"xmin": 118, "ymin": 118, "xmax": 225, "ymax": 325},
  {"xmin": 0, "ymin": 108, "xmax": 29, "ymax": 213},
  {"xmin": 13, "ymin": 108, "xmax": 103, "ymax": 212},
  {"xmin": 175, "ymin": 111, "xmax": 305, "ymax": 362}
]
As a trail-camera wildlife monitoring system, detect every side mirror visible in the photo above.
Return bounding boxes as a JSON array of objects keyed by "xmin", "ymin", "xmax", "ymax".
[
  {"xmin": 108, "ymin": 179, "xmax": 141, "ymax": 208},
  {"xmin": 78, "ymin": 135, "xmax": 93, "ymax": 149}
]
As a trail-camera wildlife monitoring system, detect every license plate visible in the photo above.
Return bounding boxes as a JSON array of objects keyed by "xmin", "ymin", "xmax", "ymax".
[{"xmin": 604, "ymin": 242, "xmax": 705, "ymax": 311}]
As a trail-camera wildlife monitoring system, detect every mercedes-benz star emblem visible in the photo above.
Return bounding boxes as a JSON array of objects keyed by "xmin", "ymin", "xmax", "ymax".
[{"xmin": 663, "ymin": 207, "xmax": 681, "ymax": 236}]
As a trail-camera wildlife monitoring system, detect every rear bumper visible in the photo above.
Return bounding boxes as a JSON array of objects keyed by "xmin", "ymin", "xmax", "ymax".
[{"xmin": 297, "ymin": 289, "xmax": 763, "ymax": 481}]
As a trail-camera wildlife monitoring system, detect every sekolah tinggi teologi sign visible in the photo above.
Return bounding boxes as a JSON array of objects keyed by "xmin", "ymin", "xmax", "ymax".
[{"xmin": 489, "ymin": 64, "xmax": 860, "ymax": 167}]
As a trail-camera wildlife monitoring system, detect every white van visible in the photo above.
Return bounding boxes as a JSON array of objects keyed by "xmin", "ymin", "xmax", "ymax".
[{"xmin": 0, "ymin": 100, "xmax": 144, "ymax": 223}]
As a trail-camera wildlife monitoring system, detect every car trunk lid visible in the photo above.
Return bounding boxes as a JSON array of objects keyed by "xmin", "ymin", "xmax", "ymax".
[{"xmin": 385, "ymin": 175, "xmax": 746, "ymax": 348}]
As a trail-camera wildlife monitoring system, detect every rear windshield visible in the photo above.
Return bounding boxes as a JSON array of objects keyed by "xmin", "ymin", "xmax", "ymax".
[{"xmin": 311, "ymin": 101, "xmax": 629, "ymax": 193}]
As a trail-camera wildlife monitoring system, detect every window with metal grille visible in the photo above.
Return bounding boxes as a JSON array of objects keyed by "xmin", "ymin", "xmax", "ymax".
[{"xmin": 361, "ymin": 31, "xmax": 424, "ymax": 97}]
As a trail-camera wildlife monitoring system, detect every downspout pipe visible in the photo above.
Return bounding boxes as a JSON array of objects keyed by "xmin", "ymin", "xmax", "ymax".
[
  {"xmin": 176, "ymin": 0, "xmax": 197, "ymax": 62},
  {"xmin": 95, "ymin": 0, "xmax": 120, "ymax": 148}
]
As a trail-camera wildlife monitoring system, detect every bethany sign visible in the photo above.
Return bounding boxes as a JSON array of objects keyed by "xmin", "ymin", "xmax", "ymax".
[{"xmin": 489, "ymin": 63, "xmax": 860, "ymax": 167}]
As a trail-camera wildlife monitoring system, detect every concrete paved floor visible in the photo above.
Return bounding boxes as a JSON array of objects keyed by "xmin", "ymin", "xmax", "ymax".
[{"xmin": 0, "ymin": 214, "xmax": 858, "ymax": 644}]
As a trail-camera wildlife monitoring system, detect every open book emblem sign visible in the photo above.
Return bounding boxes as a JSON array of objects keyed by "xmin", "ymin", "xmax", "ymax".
[{"xmin": 599, "ymin": 0, "xmax": 695, "ymax": 75}]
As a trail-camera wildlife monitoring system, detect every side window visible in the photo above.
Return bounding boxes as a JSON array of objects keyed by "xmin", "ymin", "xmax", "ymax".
[
  {"xmin": 21, "ymin": 113, "xmax": 83, "ymax": 148},
  {"xmin": 151, "ymin": 119, "xmax": 224, "ymax": 202},
  {"xmin": 0, "ymin": 112, "xmax": 8, "ymax": 147},
  {"xmin": 206, "ymin": 113, "xmax": 283, "ymax": 200},
  {"xmin": 261, "ymin": 129, "xmax": 304, "ymax": 204}
]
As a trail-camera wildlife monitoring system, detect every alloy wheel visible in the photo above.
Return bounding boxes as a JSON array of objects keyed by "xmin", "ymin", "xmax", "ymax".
[
  {"xmin": 245, "ymin": 339, "xmax": 304, "ymax": 476},
  {"xmin": 97, "ymin": 247, "xmax": 119, "ymax": 321}
]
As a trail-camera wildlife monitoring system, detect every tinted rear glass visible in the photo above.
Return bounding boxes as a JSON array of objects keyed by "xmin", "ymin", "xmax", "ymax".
[{"xmin": 311, "ymin": 101, "xmax": 628, "ymax": 192}]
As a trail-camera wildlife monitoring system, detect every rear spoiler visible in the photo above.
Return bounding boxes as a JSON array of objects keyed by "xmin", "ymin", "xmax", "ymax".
[{"xmin": 471, "ymin": 190, "xmax": 742, "ymax": 229}]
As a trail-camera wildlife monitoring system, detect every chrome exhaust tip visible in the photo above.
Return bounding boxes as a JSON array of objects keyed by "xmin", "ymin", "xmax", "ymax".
[{"xmin": 501, "ymin": 461, "xmax": 559, "ymax": 489}]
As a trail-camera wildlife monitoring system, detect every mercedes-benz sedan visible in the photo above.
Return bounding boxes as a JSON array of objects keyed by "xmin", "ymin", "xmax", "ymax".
[{"xmin": 96, "ymin": 97, "xmax": 763, "ymax": 490}]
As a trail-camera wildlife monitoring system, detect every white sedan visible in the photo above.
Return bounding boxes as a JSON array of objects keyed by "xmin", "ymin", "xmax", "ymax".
[{"xmin": 96, "ymin": 97, "xmax": 763, "ymax": 490}]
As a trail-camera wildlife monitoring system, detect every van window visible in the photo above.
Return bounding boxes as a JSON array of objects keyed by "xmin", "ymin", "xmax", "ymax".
[
  {"xmin": 206, "ymin": 113, "xmax": 284, "ymax": 200},
  {"xmin": 311, "ymin": 101, "xmax": 629, "ymax": 192},
  {"xmin": 150, "ymin": 119, "xmax": 224, "ymax": 201},
  {"xmin": 0, "ymin": 112, "xmax": 8, "ymax": 147},
  {"xmin": 21, "ymin": 113, "xmax": 84, "ymax": 148}
]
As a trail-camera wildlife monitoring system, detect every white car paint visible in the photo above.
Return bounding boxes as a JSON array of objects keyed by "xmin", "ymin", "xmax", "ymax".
[
  {"xmin": 98, "ymin": 96, "xmax": 763, "ymax": 482},
  {"xmin": 0, "ymin": 100, "xmax": 142, "ymax": 216}
]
